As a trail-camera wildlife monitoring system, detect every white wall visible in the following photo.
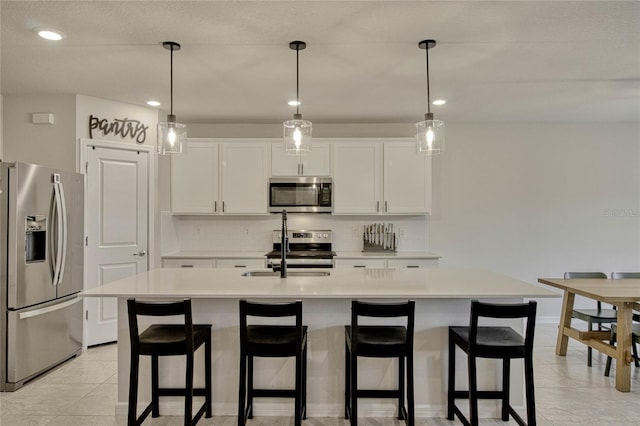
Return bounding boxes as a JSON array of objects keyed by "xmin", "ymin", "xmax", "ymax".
[
  {"xmin": 429, "ymin": 123, "xmax": 640, "ymax": 319},
  {"xmin": 174, "ymin": 122, "xmax": 640, "ymax": 321},
  {"xmin": 2, "ymin": 95, "xmax": 76, "ymax": 170}
]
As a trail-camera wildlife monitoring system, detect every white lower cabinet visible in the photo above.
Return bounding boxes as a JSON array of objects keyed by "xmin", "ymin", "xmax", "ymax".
[
  {"xmin": 386, "ymin": 259, "xmax": 438, "ymax": 268},
  {"xmin": 334, "ymin": 259, "xmax": 386, "ymax": 268},
  {"xmin": 216, "ymin": 259, "xmax": 265, "ymax": 269},
  {"xmin": 162, "ymin": 258, "xmax": 215, "ymax": 268},
  {"xmin": 335, "ymin": 258, "xmax": 438, "ymax": 269}
]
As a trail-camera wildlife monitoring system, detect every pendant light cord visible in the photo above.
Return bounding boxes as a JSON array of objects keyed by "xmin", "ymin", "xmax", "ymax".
[
  {"xmin": 170, "ymin": 46, "xmax": 174, "ymax": 116},
  {"xmin": 425, "ymin": 46, "xmax": 431, "ymax": 115},
  {"xmin": 296, "ymin": 45, "xmax": 300, "ymax": 116}
]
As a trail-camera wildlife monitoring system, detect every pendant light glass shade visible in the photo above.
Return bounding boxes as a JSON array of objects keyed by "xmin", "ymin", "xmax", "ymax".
[
  {"xmin": 283, "ymin": 41, "xmax": 312, "ymax": 155},
  {"xmin": 416, "ymin": 113, "xmax": 445, "ymax": 154},
  {"xmin": 157, "ymin": 41, "xmax": 186, "ymax": 155},
  {"xmin": 415, "ymin": 39, "xmax": 445, "ymax": 155},
  {"xmin": 158, "ymin": 114, "xmax": 187, "ymax": 155},
  {"xmin": 284, "ymin": 114, "xmax": 312, "ymax": 154}
]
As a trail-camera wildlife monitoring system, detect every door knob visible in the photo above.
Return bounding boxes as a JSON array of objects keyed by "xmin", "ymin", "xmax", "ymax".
[{"xmin": 133, "ymin": 250, "xmax": 147, "ymax": 257}]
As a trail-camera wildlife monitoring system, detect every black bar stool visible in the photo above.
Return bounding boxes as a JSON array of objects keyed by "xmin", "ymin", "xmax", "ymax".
[
  {"xmin": 238, "ymin": 300, "xmax": 307, "ymax": 426},
  {"xmin": 127, "ymin": 298, "xmax": 212, "ymax": 426},
  {"xmin": 448, "ymin": 300, "xmax": 537, "ymax": 426},
  {"xmin": 344, "ymin": 300, "xmax": 415, "ymax": 426}
]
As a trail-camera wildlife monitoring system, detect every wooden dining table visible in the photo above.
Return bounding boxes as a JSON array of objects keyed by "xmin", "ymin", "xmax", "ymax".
[{"xmin": 538, "ymin": 278, "xmax": 640, "ymax": 392}]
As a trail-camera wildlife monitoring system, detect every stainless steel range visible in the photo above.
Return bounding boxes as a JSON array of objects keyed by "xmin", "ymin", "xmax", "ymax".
[{"xmin": 265, "ymin": 230, "xmax": 335, "ymax": 269}]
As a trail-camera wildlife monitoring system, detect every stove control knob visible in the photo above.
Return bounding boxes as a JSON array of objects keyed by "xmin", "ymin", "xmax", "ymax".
[{"xmin": 323, "ymin": 233, "xmax": 328, "ymax": 238}]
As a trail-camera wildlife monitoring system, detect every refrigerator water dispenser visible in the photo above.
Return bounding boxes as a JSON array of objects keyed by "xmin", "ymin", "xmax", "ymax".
[{"xmin": 25, "ymin": 215, "xmax": 46, "ymax": 263}]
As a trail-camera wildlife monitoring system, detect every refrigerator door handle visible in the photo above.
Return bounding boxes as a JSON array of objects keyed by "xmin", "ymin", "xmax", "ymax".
[
  {"xmin": 51, "ymin": 178, "xmax": 64, "ymax": 286},
  {"xmin": 18, "ymin": 296, "xmax": 81, "ymax": 320},
  {"xmin": 57, "ymin": 179, "xmax": 68, "ymax": 285}
]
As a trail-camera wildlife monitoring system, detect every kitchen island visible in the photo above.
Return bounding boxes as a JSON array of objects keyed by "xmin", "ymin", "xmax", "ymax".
[{"xmin": 81, "ymin": 267, "xmax": 557, "ymax": 419}]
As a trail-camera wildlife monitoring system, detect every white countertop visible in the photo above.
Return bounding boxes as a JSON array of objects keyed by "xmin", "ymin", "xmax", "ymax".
[{"xmin": 82, "ymin": 267, "xmax": 557, "ymax": 300}]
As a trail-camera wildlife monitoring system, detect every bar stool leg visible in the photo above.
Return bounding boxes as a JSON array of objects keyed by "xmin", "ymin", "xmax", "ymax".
[
  {"xmin": 151, "ymin": 355, "xmax": 160, "ymax": 417},
  {"xmin": 501, "ymin": 358, "xmax": 510, "ymax": 421},
  {"xmin": 525, "ymin": 354, "xmax": 537, "ymax": 426},
  {"xmin": 446, "ymin": 330, "xmax": 455, "ymax": 421},
  {"xmin": 350, "ymin": 351, "xmax": 358, "ymax": 426},
  {"xmin": 184, "ymin": 353, "xmax": 194, "ymax": 426},
  {"xmin": 247, "ymin": 355, "xmax": 254, "ymax": 419},
  {"xmin": 295, "ymin": 347, "xmax": 303, "ymax": 426},
  {"xmin": 205, "ymin": 336, "xmax": 213, "ymax": 418},
  {"xmin": 468, "ymin": 355, "xmax": 479, "ymax": 426},
  {"xmin": 237, "ymin": 354, "xmax": 246, "ymax": 426},
  {"xmin": 344, "ymin": 341, "xmax": 350, "ymax": 419},
  {"xmin": 302, "ymin": 341, "xmax": 308, "ymax": 419},
  {"xmin": 398, "ymin": 356, "xmax": 405, "ymax": 420},
  {"xmin": 407, "ymin": 352, "xmax": 415, "ymax": 426},
  {"xmin": 128, "ymin": 352, "xmax": 140, "ymax": 426}
]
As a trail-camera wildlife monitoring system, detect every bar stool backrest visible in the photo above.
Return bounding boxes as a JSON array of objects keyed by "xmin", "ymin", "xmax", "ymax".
[
  {"xmin": 127, "ymin": 298, "xmax": 194, "ymax": 352},
  {"xmin": 612, "ymin": 272, "xmax": 640, "ymax": 279},
  {"xmin": 351, "ymin": 300, "xmax": 415, "ymax": 351},
  {"xmin": 239, "ymin": 300, "xmax": 304, "ymax": 348},
  {"xmin": 468, "ymin": 300, "xmax": 537, "ymax": 352}
]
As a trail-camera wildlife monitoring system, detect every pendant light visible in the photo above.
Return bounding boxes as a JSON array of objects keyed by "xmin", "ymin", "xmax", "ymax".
[
  {"xmin": 283, "ymin": 41, "xmax": 312, "ymax": 154},
  {"xmin": 416, "ymin": 40, "xmax": 445, "ymax": 155},
  {"xmin": 157, "ymin": 41, "xmax": 186, "ymax": 155}
]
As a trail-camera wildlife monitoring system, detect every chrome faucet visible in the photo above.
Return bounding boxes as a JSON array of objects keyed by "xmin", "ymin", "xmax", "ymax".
[{"xmin": 280, "ymin": 209, "xmax": 288, "ymax": 278}]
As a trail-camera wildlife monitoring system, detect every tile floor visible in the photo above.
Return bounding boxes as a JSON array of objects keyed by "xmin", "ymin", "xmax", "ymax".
[{"xmin": 1, "ymin": 324, "xmax": 640, "ymax": 425}]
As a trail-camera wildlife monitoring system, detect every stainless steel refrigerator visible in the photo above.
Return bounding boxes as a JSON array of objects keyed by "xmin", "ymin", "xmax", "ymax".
[{"xmin": 0, "ymin": 161, "xmax": 84, "ymax": 391}]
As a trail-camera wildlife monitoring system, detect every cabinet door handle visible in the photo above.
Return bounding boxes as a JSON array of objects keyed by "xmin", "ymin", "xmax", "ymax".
[
  {"xmin": 234, "ymin": 265, "xmax": 247, "ymax": 268},
  {"xmin": 353, "ymin": 265, "xmax": 366, "ymax": 268},
  {"xmin": 376, "ymin": 201, "xmax": 380, "ymax": 212},
  {"xmin": 301, "ymin": 163, "xmax": 304, "ymax": 175},
  {"xmin": 385, "ymin": 201, "xmax": 388, "ymax": 212},
  {"xmin": 222, "ymin": 201, "xmax": 225, "ymax": 212},
  {"xmin": 214, "ymin": 201, "xmax": 217, "ymax": 212},
  {"xmin": 406, "ymin": 265, "xmax": 420, "ymax": 268},
  {"xmin": 181, "ymin": 264, "xmax": 194, "ymax": 268}
]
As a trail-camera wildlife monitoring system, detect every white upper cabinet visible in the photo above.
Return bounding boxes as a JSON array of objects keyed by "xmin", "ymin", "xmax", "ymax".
[
  {"xmin": 171, "ymin": 139, "xmax": 269, "ymax": 215},
  {"xmin": 271, "ymin": 143, "xmax": 331, "ymax": 176},
  {"xmin": 332, "ymin": 142, "xmax": 381, "ymax": 214},
  {"xmin": 383, "ymin": 142, "xmax": 431, "ymax": 214},
  {"xmin": 332, "ymin": 139, "xmax": 431, "ymax": 215},
  {"xmin": 171, "ymin": 141, "xmax": 219, "ymax": 213},
  {"xmin": 220, "ymin": 142, "xmax": 269, "ymax": 214}
]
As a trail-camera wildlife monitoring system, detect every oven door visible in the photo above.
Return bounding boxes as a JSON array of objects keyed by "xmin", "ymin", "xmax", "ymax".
[{"xmin": 268, "ymin": 258, "xmax": 334, "ymax": 269}]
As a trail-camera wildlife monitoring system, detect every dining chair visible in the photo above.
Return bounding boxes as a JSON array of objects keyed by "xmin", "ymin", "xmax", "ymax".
[
  {"xmin": 604, "ymin": 272, "xmax": 640, "ymax": 376},
  {"xmin": 564, "ymin": 271, "xmax": 617, "ymax": 366}
]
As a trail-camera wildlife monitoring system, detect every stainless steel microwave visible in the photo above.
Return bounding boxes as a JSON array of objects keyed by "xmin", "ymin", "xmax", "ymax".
[{"xmin": 269, "ymin": 177, "xmax": 332, "ymax": 213}]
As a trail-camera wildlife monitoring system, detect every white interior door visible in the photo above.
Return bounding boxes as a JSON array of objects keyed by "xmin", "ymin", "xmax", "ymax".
[{"xmin": 85, "ymin": 146, "xmax": 149, "ymax": 346}]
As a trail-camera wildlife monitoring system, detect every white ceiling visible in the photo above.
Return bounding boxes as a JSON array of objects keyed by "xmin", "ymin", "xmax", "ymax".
[{"xmin": 1, "ymin": 1, "xmax": 639, "ymax": 124}]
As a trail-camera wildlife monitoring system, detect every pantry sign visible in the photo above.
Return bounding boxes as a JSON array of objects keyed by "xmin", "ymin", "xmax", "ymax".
[{"xmin": 88, "ymin": 114, "xmax": 149, "ymax": 144}]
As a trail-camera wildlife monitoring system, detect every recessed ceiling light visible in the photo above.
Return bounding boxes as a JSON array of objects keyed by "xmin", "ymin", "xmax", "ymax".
[
  {"xmin": 34, "ymin": 27, "xmax": 66, "ymax": 41},
  {"xmin": 432, "ymin": 99, "xmax": 446, "ymax": 106},
  {"xmin": 288, "ymin": 100, "xmax": 300, "ymax": 107},
  {"xmin": 146, "ymin": 100, "xmax": 161, "ymax": 107}
]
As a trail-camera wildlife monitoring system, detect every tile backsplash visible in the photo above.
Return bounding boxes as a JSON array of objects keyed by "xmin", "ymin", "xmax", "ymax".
[{"xmin": 161, "ymin": 212, "xmax": 429, "ymax": 254}]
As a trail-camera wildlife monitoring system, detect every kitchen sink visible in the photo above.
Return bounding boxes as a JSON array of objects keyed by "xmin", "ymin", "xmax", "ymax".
[{"xmin": 242, "ymin": 271, "xmax": 331, "ymax": 277}]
